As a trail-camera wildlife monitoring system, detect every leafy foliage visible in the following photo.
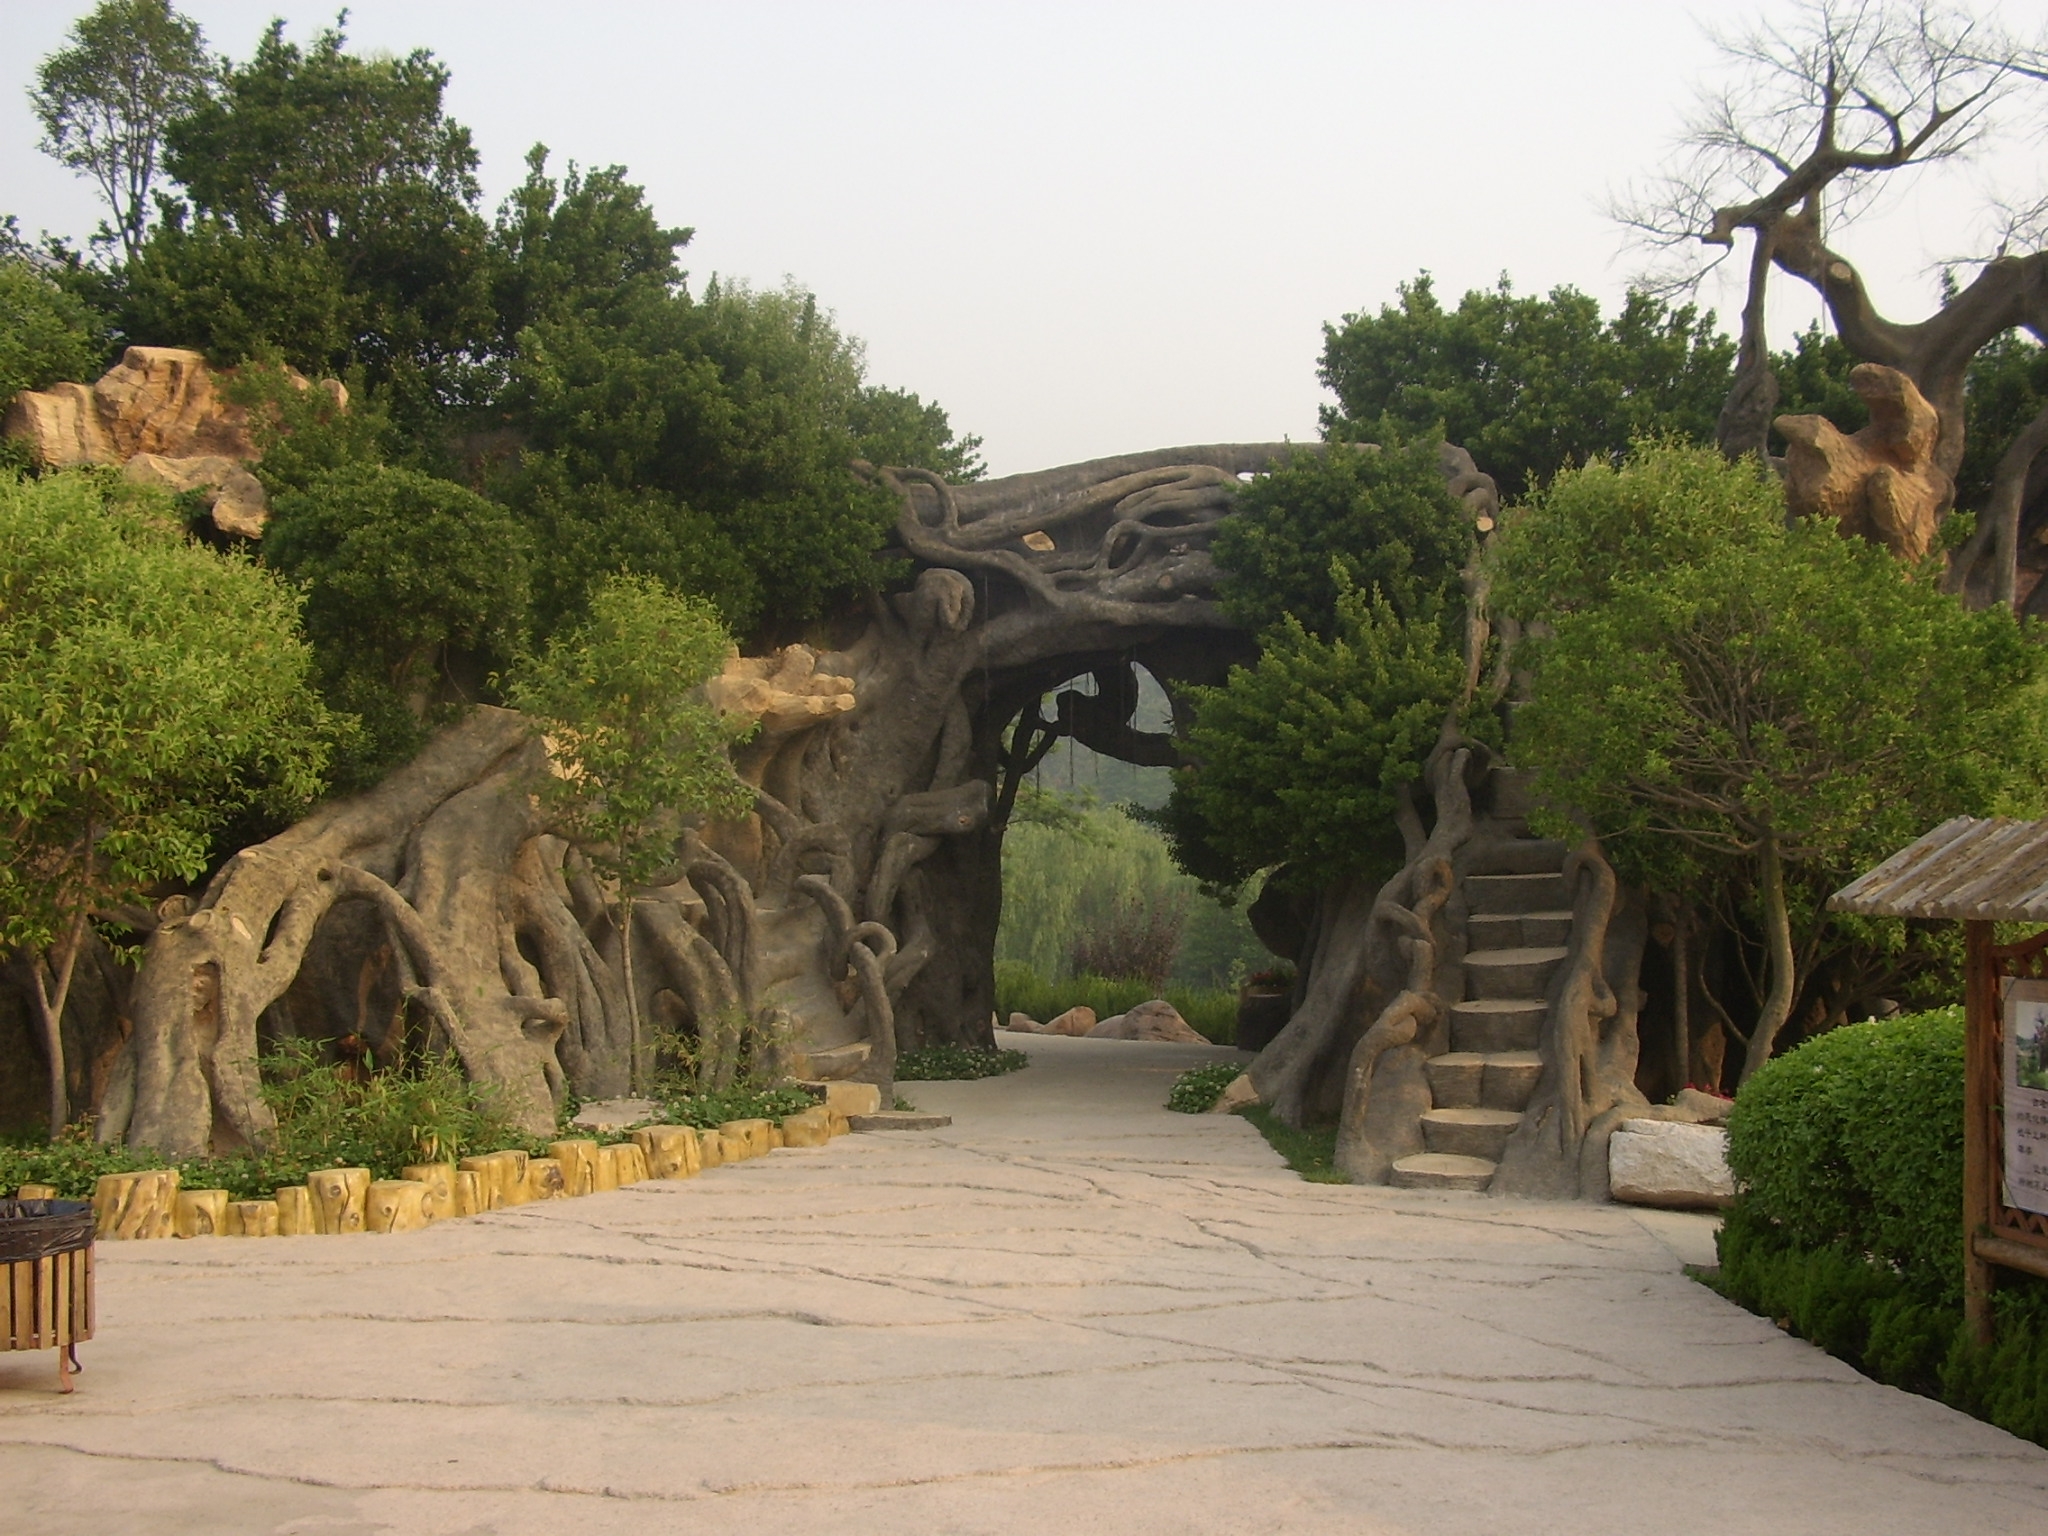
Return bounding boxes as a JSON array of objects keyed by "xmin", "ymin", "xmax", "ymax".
[
  {"xmin": 0, "ymin": 469, "xmax": 332, "ymax": 959},
  {"xmin": 1501, "ymin": 443, "xmax": 2048, "ymax": 1067},
  {"xmin": 1726, "ymin": 1008, "xmax": 1968, "ymax": 1294},
  {"xmin": 508, "ymin": 573, "xmax": 751, "ymax": 887},
  {"xmin": 265, "ymin": 462, "xmax": 532, "ymax": 787},
  {"xmin": 653, "ymin": 1084, "xmax": 816, "ymax": 1131},
  {"xmin": 131, "ymin": 17, "xmax": 492, "ymax": 420},
  {"xmin": 1318, "ymin": 273, "xmax": 1733, "ymax": 500},
  {"xmin": 1169, "ymin": 590, "xmax": 1478, "ymax": 888},
  {"xmin": 997, "ymin": 795, "xmax": 1266, "ymax": 988},
  {"xmin": 29, "ymin": 0, "xmax": 212, "ymax": 262},
  {"xmin": 895, "ymin": 1045, "xmax": 1029, "ymax": 1081},
  {"xmin": 1713, "ymin": 1007, "xmax": 2048, "ymax": 1449},
  {"xmin": 1166, "ymin": 1061, "xmax": 1244, "ymax": 1113},
  {"xmin": 1212, "ymin": 437, "xmax": 1470, "ymax": 640},
  {"xmin": 0, "ymin": 229, "xmax": 110, "ymax": 408},
  {"xmin": 0, "ymin": 1039, "xmax": 524, "ymax": 1199}
]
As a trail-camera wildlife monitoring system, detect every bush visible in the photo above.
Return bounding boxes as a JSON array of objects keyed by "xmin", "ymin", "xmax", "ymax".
[
  {"xmin": 1, "ymin": 1040, "xmax": 528, "ymax": 1201},
  {"xmin": 1167, "ymin": 1062, "xmax": 1243, "ymax": 1113},
  {"xmin": 994, "ymin": 962, "xmax": 1236, "ymax": 1044},
  {"xmin": 655, "ymin": 1084, "xmax": 815, "ymax": 1130},
  {"xmin": 1725, "ymin": 1007, "xmax": 1966, "ymax": 1298},
  {"xmin": 1714, "ymin": 1004, "xmax": 2048, "ymax": 1448},
  {"xmin": 895, "ymin": 1046, "xmax": 1029, "ymax": 1081}
]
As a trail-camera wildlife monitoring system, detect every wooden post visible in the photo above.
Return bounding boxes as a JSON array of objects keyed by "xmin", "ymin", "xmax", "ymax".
[{"xmin": 1964, "ymin": 920, "xmax": 1997, "ymax": 1346}]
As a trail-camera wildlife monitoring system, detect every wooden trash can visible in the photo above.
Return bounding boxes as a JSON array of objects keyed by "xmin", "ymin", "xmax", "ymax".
[{"xmin": 1, "ymin": 1198, "xmax": 95, "ymax": 1393}]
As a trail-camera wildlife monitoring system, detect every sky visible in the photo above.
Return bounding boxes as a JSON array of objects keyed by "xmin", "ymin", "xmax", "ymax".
[{"xmin": 4, "ymin": 0, "xmax": 2045, "ymax": 476}]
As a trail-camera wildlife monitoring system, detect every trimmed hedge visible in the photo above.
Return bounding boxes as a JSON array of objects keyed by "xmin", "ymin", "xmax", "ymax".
[
  {"xmin": 1725, "ymin": 1006, "xmax": 1967, "ymax": 1297},
  {"xmin": 1715, "ymin": 1006, "xmax": 2048, "ymax": 1448}
]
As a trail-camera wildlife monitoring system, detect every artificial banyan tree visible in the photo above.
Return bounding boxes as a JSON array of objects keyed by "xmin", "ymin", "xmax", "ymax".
[{"xmin": 42, "ymin": 432, "xmax": 1648, "ymax": 1202}]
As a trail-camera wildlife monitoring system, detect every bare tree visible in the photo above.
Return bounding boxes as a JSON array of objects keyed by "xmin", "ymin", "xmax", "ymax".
[{"xmin": 1617, "ymin": 0, "xmax": 2048, "ymax": 605}]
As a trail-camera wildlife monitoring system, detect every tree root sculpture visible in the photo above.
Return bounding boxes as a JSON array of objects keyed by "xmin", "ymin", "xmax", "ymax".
[
  {"xmin": 1492, "ymin": 839, "xmax": 1651, "ymax": 1200},
  {"xmin": 107, "ymin": 444, "xmax": 1305, "ymax": 1154}
]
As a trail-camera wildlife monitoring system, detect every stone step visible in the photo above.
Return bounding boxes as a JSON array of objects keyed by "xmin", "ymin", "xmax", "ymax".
[
  {"xmin": 1466, "ymin": 871, "xmax": 1569, "ymax": 914},
  {"xmin": 1421, "ymin": 1107, "xmax": 1521, "ymax": 1161},
  {"xmin": 1424, "ymin": 1050, "xmax": 1545, "ymax": 1112},
  {"xmin": 1466, "ymin": 838, "xmax": 1571, "ymax": 877},
  {"xmin": 1468, "ymin": 909, "xmax": 1574, "ymax": 951},
  {"xmin": 1485, "ymin": 766, "xmax": 1540, "ymax": 821},
  {"xmin": 1390, "ymin": 1153, "xmax": 1497, "ymax": 1192},
  {"xmin": 1451, "ymin": 997, "xmax": 1546, "ymax": 1054},
  {"xmin": 1463, "ymin": 946, "xmax": 1567, "ymax": 999}
]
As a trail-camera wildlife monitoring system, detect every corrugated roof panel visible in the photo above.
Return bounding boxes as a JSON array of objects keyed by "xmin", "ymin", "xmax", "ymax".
[{"xmin": 1830, "ymin": 817, "xmax": 2048, "ymax": 921}]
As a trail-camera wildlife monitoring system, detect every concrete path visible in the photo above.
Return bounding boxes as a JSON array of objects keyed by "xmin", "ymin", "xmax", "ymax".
[{"xmin": 6, "ymin": 1032, "xmax": 2046, "ymax": 1534}]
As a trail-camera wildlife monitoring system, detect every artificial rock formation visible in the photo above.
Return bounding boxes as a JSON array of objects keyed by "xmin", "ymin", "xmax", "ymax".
[
  {"xmin": 3, "ymin": 345, "xmax": 344, "ymax": 538},
  {"xmin": 100, "ymin": 433, "xmax": 1642, "ymax": 1203},
  {"xmin": 1776, "ymin": 363, "xmax": 1952, "ymax": 562}
]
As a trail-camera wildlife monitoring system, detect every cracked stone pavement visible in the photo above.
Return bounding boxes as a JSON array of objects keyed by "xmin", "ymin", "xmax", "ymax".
[{"xmin": 6, "ymin": 1032, "xmax": 2046, "ymax": 1534}]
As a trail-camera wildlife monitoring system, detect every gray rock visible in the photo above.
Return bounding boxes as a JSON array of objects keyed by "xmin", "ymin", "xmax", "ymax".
[
  {"xmin": 1045, "ymin": 1005, "xmax": 1097, "ymax": 1036},
  {"xmin": 571, "ymin": 1097, "xmax": 663, "ymax": 1132},
  {"xmin": 1672, "ymin": 1087, "xmax": 1735, "ymax": 1125},
  {"xmin": 1087, "ymin": 999, "xmax": 1206, "ymax": 1043},
  {"xmin": 848, "ymin": 1111, "xmax": 953, "ymax": 1131},
  {"xmin": 1608, "ymin": 1118, "xmax": 1735, "ymax": 1210}
]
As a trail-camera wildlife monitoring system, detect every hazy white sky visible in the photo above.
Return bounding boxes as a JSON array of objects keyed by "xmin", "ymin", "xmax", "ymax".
[{"xmin": 4, "ymin": 1, "xmax": 2044, "ymax": 475}]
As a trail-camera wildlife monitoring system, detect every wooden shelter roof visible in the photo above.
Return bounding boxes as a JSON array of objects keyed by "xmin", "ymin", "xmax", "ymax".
[{"xmin": 1830, "ymin": 817, "xmax": 2048, "ymax": 922}]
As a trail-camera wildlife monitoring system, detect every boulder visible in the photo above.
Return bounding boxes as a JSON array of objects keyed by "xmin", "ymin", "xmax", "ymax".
[
  {"xmin": 798, "ymin": 1041, "xmax": 872, "ymax": 1080},
  {"xmin": 1207, "ymin": 1072, "xmax": 1261, "ymax": 1114},
  {"xmin": 1045, "ymin": 1005, "xmax": 1098, "ymax": 1036},
  {"xmin": 1608, "ymin": 1119, "xmax": 1735, "ymax": 1210},
  {"xmin": 1004, "ymin": 1012, "xmax": 1043, "ymax": 1033},
  {"xmin": 1088, "ymin": 998, "xmax": 1206, "ymax": 1043},
  {"xmin": 571, "ymin": 1096, "xmax": 663, "ymax": 1132},
  {"xmin": 3, "ymin": 344, "xmax": 347, "ymax": 540},
  {"xmin": 1672, "ymin": 1087, "xmax": 1735, "ymax": 1125},
  {"xmin": 122, "ymin": 453, "xmax": 271, "ymax": 538}
]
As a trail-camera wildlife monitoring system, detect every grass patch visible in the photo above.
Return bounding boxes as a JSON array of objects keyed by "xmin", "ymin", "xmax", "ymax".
[
  {"xmin": 995, "ymin": 962, "xmax": 1236, "ymax": 1044},
  {"xmin": 895, "ymin": 1045, "xmax": 1030, "ymax": 1080},
  {"xmin": 1239, "ymin": 1105, "xmax": 1348, "ymax": 1183}
]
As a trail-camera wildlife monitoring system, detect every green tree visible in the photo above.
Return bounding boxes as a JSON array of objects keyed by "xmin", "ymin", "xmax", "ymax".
[
  {"xmin": 264, "ymin": 462, "xmax": 532, "ymax": 788},
  {"xmin": 0, "ymin": 222, "xmax": 109, "ymax": 409},
  {"xmin": 1319, "ymin": 273, "xmax": 1733, "ymax": 500},
  {"xmin": 507, "ymin": 574, "xmax": 753, "ymax": 1087},
  {"xmin": 1169, "ymin": 590, "xmax": 1477, "ymax": 891},
  {"xmin": 1501, "ymin": 443, "xmax": 2048, "ymax": 1081},
  {"xmin": 0, "ymin": 469, "xmax": 332, "ymax": 1136},
  {"xmin": 1211, "ymin": 436, "xmax": 1472, "ymax": 640},
  {"xmin": 125, "ymin": 19, "xmax": 492, "ymax": 421},
  {"xmin": 29, "ymin": 0, "xmax": 212, "ymax": 262}
]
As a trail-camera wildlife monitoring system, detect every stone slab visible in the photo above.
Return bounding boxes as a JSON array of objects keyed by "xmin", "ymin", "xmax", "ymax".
[
  {"xmin": 5, "ymin": 1033, "xmax": 2043, "ymax": 1535},
  {"xmin": 848, "ymin": 1111, "xmax": 953, "ymax": 1131}
]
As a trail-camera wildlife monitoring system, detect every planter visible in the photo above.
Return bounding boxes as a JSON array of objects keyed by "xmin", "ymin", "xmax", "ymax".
[{"xmin": 1236, "ymin": 988, "xmax": 1292, "ymax": 1053}]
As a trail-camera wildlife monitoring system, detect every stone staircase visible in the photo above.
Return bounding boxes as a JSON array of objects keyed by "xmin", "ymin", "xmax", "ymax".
[{"xmin": 1389, "ymin": 836, "xmax": 1573, "ymax": 1192}]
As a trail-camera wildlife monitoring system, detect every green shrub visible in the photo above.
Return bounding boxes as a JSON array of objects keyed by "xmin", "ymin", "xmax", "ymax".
[
  {"xmin": 1167, "ymin": 1062, "xmax": 1244, "ymax": 1113},
  {"xmin": 895, "ymin": 1046, "xmax": 1029, "ymax": 1081},
  {"xmin": 1713, "ymin": 1003, "xmax": 2048, "ymax": 1449},
  {"xmin": 655, "ymin": 1084, "xmax": 815, "ymax": 1130},
  {"xmin": 994, "ymin": 962, "xmax": 1237, "ymax": 1045},
  {"xmin": 1726, "ymin": 1006, "xmax": 1966, "ymax": 1299}
]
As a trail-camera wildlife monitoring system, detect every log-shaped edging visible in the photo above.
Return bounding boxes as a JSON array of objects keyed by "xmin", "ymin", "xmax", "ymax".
[{"xmin": 14, "ymin": 1108, "xmax": 852, "ymax": 1242}]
